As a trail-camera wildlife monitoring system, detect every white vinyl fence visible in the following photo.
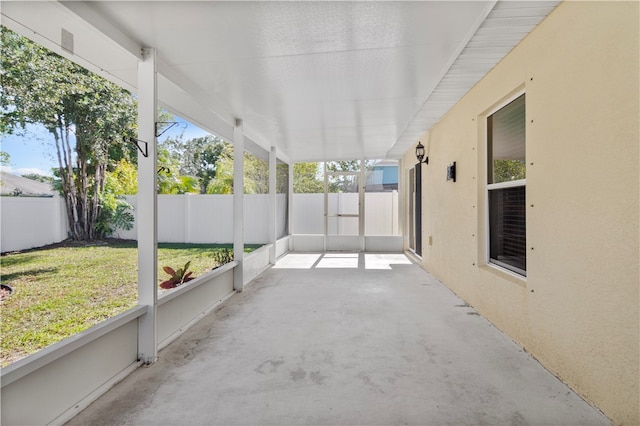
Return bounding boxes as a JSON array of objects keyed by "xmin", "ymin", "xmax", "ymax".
[
  {"xmin": 0, "ymin": 196, "xmax": 68, "ymax": 253},
  {"xmin": 117, "ymin": 194, "xmax": 287, "ymax": 244},
  {"xmin": 292, "ymin": 192, "xmax": 399, "ymax": 236},
  {"xmin": 1, "ymin": 192, "xmax": 398, "ymax": 252}
]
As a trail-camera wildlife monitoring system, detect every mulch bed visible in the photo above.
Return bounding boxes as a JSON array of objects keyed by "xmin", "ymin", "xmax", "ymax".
[{"xmin": 1, "ymin": 238, "xmax": 137, "ymax": 256}]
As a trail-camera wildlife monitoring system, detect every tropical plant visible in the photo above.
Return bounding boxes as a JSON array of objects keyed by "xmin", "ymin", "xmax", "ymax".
[
  {"xmin": 156, "ymin": 148, "xmax": 199, "ymax": 194},
  {"xmin": 93, "ymin": 170, "xmax": 135, "ymax": 238},
  {"xmin": 107, "ymin": 159, "xmax": 138, "ymax": 195},
  {"xmin": 212, "ymin": 248, "xmax": 233, "ymax": 266},
  {"xmin": 159, "ymin": 261, "xmax": 195, "ymax": 289}
]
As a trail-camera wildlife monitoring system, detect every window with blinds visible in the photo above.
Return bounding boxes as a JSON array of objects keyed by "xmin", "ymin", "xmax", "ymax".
[{"xmin": 487, "ymin": 94, "xmax": 526, "ymax": 276}]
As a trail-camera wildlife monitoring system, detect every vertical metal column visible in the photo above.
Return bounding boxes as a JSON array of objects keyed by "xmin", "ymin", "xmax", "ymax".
[
  {"xmin": 233, "ymin": 119, "xmax": 244, "ymax": 291},
  {"xmin": 137, "ymin": 47, "xmax": 158, "ymax": 364},
  {"xmin": 268, "ymin": 146, "xmax": 277, "ymax": 264}
]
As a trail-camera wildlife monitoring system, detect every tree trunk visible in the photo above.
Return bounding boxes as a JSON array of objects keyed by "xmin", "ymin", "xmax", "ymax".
[
  {"xmin": 53, "ymin": 116, "xmax": 83, "ymax": 240},
  {"xmin": 53, "ymin": 125, "xmax": 75, "ymax": 239}
]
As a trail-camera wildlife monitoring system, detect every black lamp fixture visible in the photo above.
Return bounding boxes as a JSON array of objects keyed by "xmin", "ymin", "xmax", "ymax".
[{"xmin": 415, "ymin": 141, "xmax": 428, "ymax": 164}]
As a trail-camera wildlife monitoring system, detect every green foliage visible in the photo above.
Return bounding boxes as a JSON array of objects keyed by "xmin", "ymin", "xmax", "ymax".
[
  {"xmin": 1, "ymin": 26, "xmax": 137, "ymax": 240},
  {"xmin": 492, "ymin": 160, "xmax": 526, "ymax": 183},
  {"xmin": 94, "ymin": 168, "xmax": 135, "ymax": 238},
  {"xmin": 211, "ymin": 248, "xmax": 233, "ymax": 266},
  {"xmin": 106, "ymin": 159, "xmax": 138, "ymax": 195},
  {"xmin": 325, "ymin": 160, "xmax": 362, "ymax": 173},
  {"xmin": 205, "ymin": 143, "xmax": 269, "ymax": 194},
  {"xmin": 207, "ymin": 143, "xmax": 234, "ymax": 194},
  {"xmin": 326, "ymin": 160, "xmax": 374, "ymax": 192},
  {"xmin": 276, "ymin": 163, "xmax": 289, "ymax": 194},
  {"xmin": 159, "ymin": 261, "xmax": 195, "ymax": 289},
  {"xmin": 20, "ymin": 173, "xmax": 53, "ymax": 183},
  {"xmin": 293, "ymin": 162, "xmax": 323, "ymax": 193},
  {"xmin": 162, "ymin": 135, "xmax": 226, "ymax": 194},
  {"xmin": 0, "ymin": 152, "xmax": 10, "ymax": 166},
  {"xmin": 1, "ymin": 242, "xmax": 255, "ymax": 365},
  {"xmin": 157, "ymin": 148, "xmax": 199, "ymax": 194},
  {"xmin": 244, "ymin": 152, "xmax": 269, "ymax": 194}
]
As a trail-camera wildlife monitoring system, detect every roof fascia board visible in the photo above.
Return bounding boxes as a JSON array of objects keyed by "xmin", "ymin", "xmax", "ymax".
[{"xmin": 386, "ymin": 0, "xmax": 497, "ymax": 158}]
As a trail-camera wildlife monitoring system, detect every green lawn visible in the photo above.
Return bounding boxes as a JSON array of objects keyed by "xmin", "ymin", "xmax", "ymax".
[{"xmin": 0, "ymin": 240, "xmax": 257, "ymax": 366}]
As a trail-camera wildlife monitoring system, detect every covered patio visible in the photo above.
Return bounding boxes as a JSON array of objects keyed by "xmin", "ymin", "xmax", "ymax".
[
  {"xmin": 67, "ymin": 253, "xmax": 607, "ymax": 425},
  {"xmin": 2, "ymin": 1, "xmax": 638, "ymax": 425}
]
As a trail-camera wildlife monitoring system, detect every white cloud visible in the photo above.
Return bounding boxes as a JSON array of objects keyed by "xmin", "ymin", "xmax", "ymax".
[{"xmin": 0, "ymin": 165, "xmax": 53, "ymax": 177}]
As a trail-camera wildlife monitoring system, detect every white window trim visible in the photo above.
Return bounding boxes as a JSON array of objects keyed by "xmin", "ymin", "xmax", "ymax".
[
  {"xmin": 485, "ymin": 90, "xmax": 527, "ymax": 278},
  {"xmin": 485, "ymin": 89, "xmax": 526, "ymax": 118},
  {"xmin": 487, "ymin": 178, "xmax": 526, "ymax": 191}
]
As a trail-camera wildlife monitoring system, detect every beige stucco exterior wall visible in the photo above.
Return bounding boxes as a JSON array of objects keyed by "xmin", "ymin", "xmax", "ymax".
[{"xmin": 402, "ymin": 2, "xmax": 639, "ymax": 424}]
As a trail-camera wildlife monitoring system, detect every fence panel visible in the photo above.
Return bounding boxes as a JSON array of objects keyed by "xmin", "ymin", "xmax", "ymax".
[
  {"xmin": 365, "ymin": 191, "xmax": 399, "ymax": 236},
  {"xmin": 292, "ymin": 194, "xmax": 324, "ymax": 234},
  {"xmin": 0, "ymin": 196, "xmax": 68, "ymax": 252},
  {"xmin": 1, "ymin": 192, "xmax": 397, "ymax": 251},
  {"xmin": 291, "ymin": 193, "xmax": 399, "ymax": 236}
]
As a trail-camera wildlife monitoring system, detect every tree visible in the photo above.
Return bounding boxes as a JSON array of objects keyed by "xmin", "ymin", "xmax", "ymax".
[
  {"xmin": 161, "ymin": 135, "xmax": 225, "ymax": 194},
  {"xmin": 325, "ymin": 160, "xmax": 374, "ymax": 193},
  {"xmin": 244, "ymin": 152, "xmax": 269, "ymax": 194},
  {"xmin": 276, "ymin": 163, "xmax": 289, "ymax": 194},
  {"xmin": 206, "ymin": 142, "xmax": 233, "ymax": 194},
  {"xmin": 492, "ymin": 160, "xmax": 526, "ymax": 183},
  {"xmin": 1, "ymin": 26, "xmax": 137, "ymax": 239},
  {"xmin": 157, "ymin": 148, "xmax": 199, "ymax": 194},
  {"xmin": 293, "ymin": 162, "xmax": 323, "ymax": 193},
  {"xmin": 0, "ymin": 151, "xmax": 9, "ymax": 166},
  {"xmin": 107, "ymin": 159, "xmax": 138, "ymax": 195}
]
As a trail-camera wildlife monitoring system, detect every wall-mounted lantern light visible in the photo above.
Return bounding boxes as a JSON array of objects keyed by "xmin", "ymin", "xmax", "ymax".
[
  {"xmin": 415, "ymin": 141, "xmax": 428, "ymax": 164},
  {"xmin": 447, "ymin": 161, "xmax": 456, "ymax": 182}
]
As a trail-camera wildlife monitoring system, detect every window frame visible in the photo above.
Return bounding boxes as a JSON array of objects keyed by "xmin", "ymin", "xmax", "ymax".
[{"xmin": 485, "ymin": 91, "xmax": 527, "ymax": 277}]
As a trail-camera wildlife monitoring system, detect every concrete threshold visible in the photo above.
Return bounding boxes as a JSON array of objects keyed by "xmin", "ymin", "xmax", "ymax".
[{"xmin": 67, "ymin": 252, "xmax": 609, "ymax": 425}]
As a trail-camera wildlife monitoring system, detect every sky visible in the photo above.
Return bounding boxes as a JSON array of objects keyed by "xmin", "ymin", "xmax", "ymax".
[{"xmin": 0, "ymin": 115, "xmax": 210, "ymax": 177}]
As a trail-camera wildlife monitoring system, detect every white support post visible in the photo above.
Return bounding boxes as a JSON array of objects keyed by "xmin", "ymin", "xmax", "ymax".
[
  {"xmin": 233, "ymin": 119, "xmax": 244, "ymax": 291},
  {"xmin": 269, "ymin": 146, "xmax": 277, "ymax": 264},
  {"xmin": 288, "ymin": 160, "xmax": 294, "ymax": 247},
  {"xmin": 137, "ymin": 47, "xmax": 158, "ymax": 364},
  {"xmin": 359, "ymin": 159, "xmax": 365, "ymax": 251}
]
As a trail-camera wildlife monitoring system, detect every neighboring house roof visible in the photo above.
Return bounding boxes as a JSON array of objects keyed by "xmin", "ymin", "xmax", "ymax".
[{"xmin": 0, "ymin": 172, "xmax": 55, "ymax": 197}]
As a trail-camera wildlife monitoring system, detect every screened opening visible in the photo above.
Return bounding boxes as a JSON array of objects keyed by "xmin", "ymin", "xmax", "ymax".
[
  {"xmin": 276, "ymin": 161, "xmax": 289, "ymax": 238},
  {"xmin": 292, "ymin": 162, "xmax": 324, "ymax": 234},
  {"xmin": 365, "ymin": 159, "xmax": 400, "ymax": 236}
]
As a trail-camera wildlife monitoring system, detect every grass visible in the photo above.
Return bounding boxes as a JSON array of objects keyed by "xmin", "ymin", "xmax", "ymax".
[{"xmin": 0, "ymin": 240, "xmax": 258, "ymax": 366}]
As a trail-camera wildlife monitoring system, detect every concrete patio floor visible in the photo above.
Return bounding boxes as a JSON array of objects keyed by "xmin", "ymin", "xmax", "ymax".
[{"xmin": 67, "ymin": 253, "xmax": 609, "ymax": 425}]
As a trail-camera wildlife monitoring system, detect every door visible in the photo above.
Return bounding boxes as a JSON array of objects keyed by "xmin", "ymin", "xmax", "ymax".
[
  {"xmin": 408, "ymin": 164, "xmax": 422, "ymax": 256},
  {"xmin": 325, "ymin": 171, "xmax": 363, "ymax": 251}
]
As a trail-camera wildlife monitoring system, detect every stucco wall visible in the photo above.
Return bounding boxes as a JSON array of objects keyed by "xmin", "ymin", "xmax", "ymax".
[{"xmin": 402, "ymin": 2, "xmax": 639, "ymax": 425}]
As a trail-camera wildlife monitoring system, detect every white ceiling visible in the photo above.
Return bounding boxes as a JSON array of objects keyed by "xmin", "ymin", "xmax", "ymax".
[{"xmin": 1, "ymin": 1, "xmax": 558, "ymax": 163}]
